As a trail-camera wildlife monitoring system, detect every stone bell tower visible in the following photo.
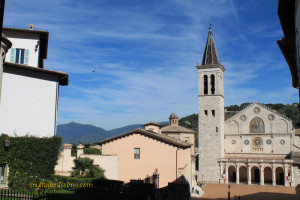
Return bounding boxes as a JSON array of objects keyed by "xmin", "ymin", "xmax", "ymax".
[{"xmin": 196, "ymin": 26, "xmax": 225, "ymax": 183}]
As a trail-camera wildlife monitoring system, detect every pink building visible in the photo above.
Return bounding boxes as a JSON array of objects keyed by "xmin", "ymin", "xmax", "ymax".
[{"xmin": 99, "ymin": 127, "xmax": 194, "ymax": 188}]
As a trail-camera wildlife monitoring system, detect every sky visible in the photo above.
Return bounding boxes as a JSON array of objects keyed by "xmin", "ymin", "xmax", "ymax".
[{"xmin": 3, "ymin": 0, "xmax": 298, "ymax": 130}]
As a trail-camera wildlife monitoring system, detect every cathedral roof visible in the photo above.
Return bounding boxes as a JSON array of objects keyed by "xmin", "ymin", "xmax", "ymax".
[
  {"xmin": 201, "ymin": 25, "xmax": 220, "ymax": 65},
  {"xmin": 161, "ymin": 125, "xmax": 195, "ymax": 134},
  {"xmin": 225, "ymin": 102, "xmax": 292, "ymax": 122}
]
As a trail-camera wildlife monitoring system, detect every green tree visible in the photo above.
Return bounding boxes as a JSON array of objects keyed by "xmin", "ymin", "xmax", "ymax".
[
  {"xmin": 71, "ymin": 157, "xmax": 105, "ymax": 179},
  {"xmin": 84, "ymin": 148, "xmax": 102, "ymax": 155}
]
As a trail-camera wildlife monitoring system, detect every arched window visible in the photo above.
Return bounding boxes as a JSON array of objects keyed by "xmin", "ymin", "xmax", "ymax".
[
  {"xmin": 249, "ymin": 117, "xmax": 265, "ymax": 133},
  {"xmin": 204, "ymin": 75, "xmax": 208, "ymax": 94},
  {"xmin": 211, "ymin": 74, "xmax": 215, "ymax": 94}
]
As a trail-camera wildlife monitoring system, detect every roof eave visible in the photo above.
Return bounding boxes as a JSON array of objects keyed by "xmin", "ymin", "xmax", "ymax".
[
  {"xmin": 277, "ymin": 37, "xmax": 298, "ymax": 88},
  {"xmin": 98, "ymin": 129, "xmax": 191, "ymax": 149},
  {"xmin": 4, "ymin": 62, "xmax": 69, "ymax": 86}
]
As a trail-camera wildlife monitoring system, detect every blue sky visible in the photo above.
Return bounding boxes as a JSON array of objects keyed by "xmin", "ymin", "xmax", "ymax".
[{"xmin": 3, "ymin": 0, "xmax": 298, "ymax": 130}]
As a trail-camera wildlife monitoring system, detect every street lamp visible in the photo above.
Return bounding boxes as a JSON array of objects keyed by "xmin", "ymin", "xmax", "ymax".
[{"xmin": 4, "ymin": 138, "xmax": 9, "ymax": 148}]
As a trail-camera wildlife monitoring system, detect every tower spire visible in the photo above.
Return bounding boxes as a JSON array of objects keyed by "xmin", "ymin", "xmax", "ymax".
[{"xmin": 201, "ymin": 25, "xmax": 220, "ymax": 65}]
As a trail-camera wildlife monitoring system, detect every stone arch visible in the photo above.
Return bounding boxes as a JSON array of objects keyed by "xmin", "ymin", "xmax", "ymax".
[
  {"xmin": 228, "ymin": 166, "xmax": 236, "ymax": 183},
  {"xmin": 276, "ymin": 167, "xmax": 284, "ymax": 185},
  {"xmin": 251, "ymin": 166, "xmax": 260, "ymax": 184},
  {"xmin": 264, "ymin": 166, "xmax": 272, "ymax": 184},
  {"xmin": 239, "ymin": 166, "xmax": 247, "ymax": 183},
  {"xmin": 249, "ymin": 117, "xmax": 265, "ymax": 133},
  {"xmin": 276, "ymin": 119, "xmax": 288, "ymax": 133},
  {"xmin": 228, "ymin": 120, "xmax": 239, "ymax": 134}
]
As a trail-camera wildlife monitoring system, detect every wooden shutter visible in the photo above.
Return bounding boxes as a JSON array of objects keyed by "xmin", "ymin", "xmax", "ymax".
[
  {"xmin": 24, "ymin": 49, "xmax": 29, "ymax": 65},
  {"xmin": 10, "ymin": 48, "xmax": 16, "ymax": 63}
]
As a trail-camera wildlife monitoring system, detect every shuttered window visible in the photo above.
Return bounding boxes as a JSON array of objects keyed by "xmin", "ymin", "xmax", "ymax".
[{"xmin": 9, "ymin": 48, "xmax": 29, "ymax": 65}]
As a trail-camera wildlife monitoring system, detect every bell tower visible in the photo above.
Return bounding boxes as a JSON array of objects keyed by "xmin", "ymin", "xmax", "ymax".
[{"xmin": 196, "ymin": 26, "xmax": 225, "ymax": 183}]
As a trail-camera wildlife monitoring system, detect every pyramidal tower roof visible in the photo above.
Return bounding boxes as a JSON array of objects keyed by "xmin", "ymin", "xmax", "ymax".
[{"xmin": 201, "ymin": 25, "xmax": 220, "ymax": 65}]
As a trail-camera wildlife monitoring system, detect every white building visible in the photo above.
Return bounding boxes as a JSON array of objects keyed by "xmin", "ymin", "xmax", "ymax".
[
  {"xmin": 197, "ymin": 26, "xmax": 300, "ymax": 187},
  {"xmin": 0, "ymin": 25, "xmax": 68, "ymax": 137}
]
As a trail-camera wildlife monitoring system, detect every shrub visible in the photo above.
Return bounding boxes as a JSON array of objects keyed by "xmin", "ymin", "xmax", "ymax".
[{"xmin": 83, "ymin": 148, "xmax": 101, "ymax": 155}]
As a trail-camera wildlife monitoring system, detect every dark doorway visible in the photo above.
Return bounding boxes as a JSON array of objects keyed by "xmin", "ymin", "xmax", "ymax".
[
  {"xmin": 239, "ymin": 166, "xmax": 247, "ymax": 183},
  {"xmin": 276, "ymin": 167, "xmax": 284, "ymax": 185},
  {"xmin": 228, "ymin": 166, "xmax": 236, "ymax": 183},
  {"xmin": 251, "ymin": 166, "xmax": 260, "ymax": 184},
  {"xmin": 264, "ymin": 167, "xmax": 272, "ymax": 184},
  {"xmin": 254, "ymin": 169, "xmax": 260, "ymax": 183}
]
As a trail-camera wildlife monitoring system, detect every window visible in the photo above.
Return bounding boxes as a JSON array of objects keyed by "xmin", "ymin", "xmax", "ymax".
[
  {"xmin": 216, "ymin": 127, "xmax": 218, "ymax": 132},
  {"xmin": 134, "ymin": 148, "xmax": 140, "ymax": 159},
  {"xmin": 204, "ymin": 75, "xmax": 208, "ymax": 94},
  {"xmin": 211, "ymin": 74, "xmax": 215, "ymax": 94},
  {"xmin": 10, "ymin": 48, "xmax": 29, "ymax": 65},
  {"xmin": 204, "ymin": 110, "xmax": 208, "ymax": 116},
  {"xmin": 212, "ymin": 110, "xmax": 215, "ymax": 117}
]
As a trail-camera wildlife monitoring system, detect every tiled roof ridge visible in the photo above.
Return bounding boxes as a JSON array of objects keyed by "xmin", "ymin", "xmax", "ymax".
[{"xmin": 99, "ymin": 128, "xmax": 191, "ymax": 148}]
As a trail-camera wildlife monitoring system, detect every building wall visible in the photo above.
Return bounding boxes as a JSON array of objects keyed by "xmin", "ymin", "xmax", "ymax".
[
  {"xmin": 295, "ymin": 0, "xmax": 300, "ymax": 85},
  {"xmin": 55, "ymin": 147, "xmax": 119, "ymax": 180},
  {"xmin": 145, "ymin": 124, "xmax": 161, "ymax": 134},
  {"xmin": 81, "ymin": 154, "xmax": 118, "ymax": 180},
  {"xmin": 224, "ymin": 104, "xmax": 293, "ymax": 156},
  {"xmin": 198, "ymin": 67, "xmax": 225, "ymax": 183},
  {"xmin": 55, "ymin": 148, "xmax": 75, "ymax": 176},
  {"xmin": 0, "ymin": 71, "xmax": 57, "ymax": 137},
  {"xmin": 4, "ymin": 32, "xmax": 40, "ymax": 67},
  {"xmin": 101, "ymin": 134, "xmax": 192, "ymax": 188}
]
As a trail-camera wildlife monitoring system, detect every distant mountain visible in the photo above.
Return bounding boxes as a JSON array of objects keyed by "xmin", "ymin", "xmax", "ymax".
[
  {"xmin": 56, "ymin": 121, "xmax": 168, "ymax": 144},
  {"xmin": 56, "ymin": 122, "xmax": 109, "ymax": 144}
]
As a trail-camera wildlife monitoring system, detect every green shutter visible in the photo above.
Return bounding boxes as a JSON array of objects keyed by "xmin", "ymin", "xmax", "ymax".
[
  {"xmin": 10, "ymin": 48, "xmax": 16, "ymax": 63},
  {"xmin": 24, "ymin": 49, "xmax": 29, "ymax": 65}
]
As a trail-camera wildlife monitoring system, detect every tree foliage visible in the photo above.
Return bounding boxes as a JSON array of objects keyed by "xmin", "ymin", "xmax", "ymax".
[{"xmin": 71, "ymin": 157, "xmax": 105, "ymax": 179}]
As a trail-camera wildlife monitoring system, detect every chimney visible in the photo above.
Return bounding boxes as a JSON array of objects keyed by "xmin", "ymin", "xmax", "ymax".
[{"xmin": 29, "ymin": 24, "xmax": 34, "ymax": 30}]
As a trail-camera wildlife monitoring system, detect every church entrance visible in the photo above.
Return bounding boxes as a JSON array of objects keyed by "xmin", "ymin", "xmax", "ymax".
[
  {"xmin": 228, "ymin": 166, "xmax": 236, "ymax": 183},
  {"xmin": 251, "ymin": 166, "xmax": 260, "ymax": 184},
  {"xmin": 264, "ymin": 167, "xmax": 272, "ymax": 184},
  {"xmin": 276, "ymin": 167, "xmax": 284, "ymax": 185},
  {"xmin": 239, "ymin": 166, "xmax": 247, "ymax": 183}
]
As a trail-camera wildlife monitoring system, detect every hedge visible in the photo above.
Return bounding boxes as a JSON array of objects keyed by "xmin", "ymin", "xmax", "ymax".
[{"xmin": 0, "ymin": 134, "xmax": 61, "ymax": 191}]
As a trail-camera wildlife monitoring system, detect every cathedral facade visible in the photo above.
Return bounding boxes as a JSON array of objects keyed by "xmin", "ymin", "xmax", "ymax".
[{"xmin": 197, "ymin": 27, "xmax": 300, "ymax": 187}]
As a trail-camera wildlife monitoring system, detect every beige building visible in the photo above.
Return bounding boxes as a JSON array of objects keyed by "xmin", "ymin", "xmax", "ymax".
[
  {"xmin": 197, "ymin": 26, "xmax": 300, "ymax": 187},
  {"xmin": 55, "ymin": 144, "xmax": 119, "ymax": 180}
]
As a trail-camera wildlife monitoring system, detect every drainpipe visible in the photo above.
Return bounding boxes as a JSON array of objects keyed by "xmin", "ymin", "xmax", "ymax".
[{"xmin": 176, "ymin": 148, "xmax": 178, "ymax": 181}]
